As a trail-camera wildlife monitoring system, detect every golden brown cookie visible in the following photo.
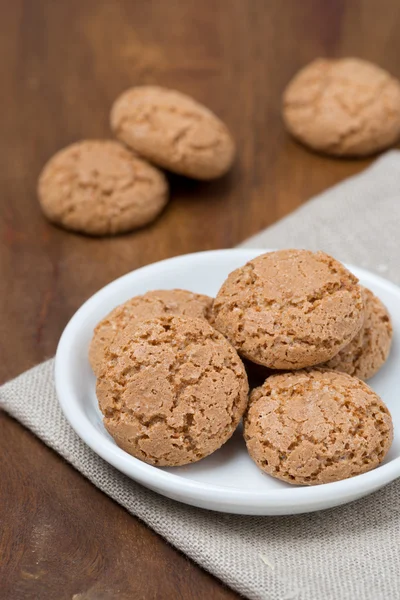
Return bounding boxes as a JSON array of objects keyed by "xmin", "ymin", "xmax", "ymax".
[
  {"xmin": 283, "ymin": 58, "xmax": 400, "ymax": 156},
  {"xmin": 321, "ymin": 287, "xmax": 392, "ymax": 380},
  {"xmin": 110, "ymin": 86, "xmax": 235, "ymax": 179},
  {"xmin": 96, "ymin": 315, "xmax": 249, "ymax": 467},
  {"xmin": 38, "ymin": 140, "xmax": 168, "ymax": 235},
  {"xmin": 89, "ymin": 289, "xmax": 214, "ymax": 376},
  {"xmin": 213, "ymin": 249, "xmax": 364, "ymax": 369},
  {"xmin": 244, "ymin": 369, "xmax": 393, "ymax": 485}
]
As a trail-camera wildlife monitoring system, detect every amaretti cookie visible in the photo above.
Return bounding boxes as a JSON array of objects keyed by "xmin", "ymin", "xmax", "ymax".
[
  {"xmin": 96, "ymin": 315, "xmax": 249, "ymax": 466},
  {"xmin": 38, "ymin": 140, "xmax": 168, "ymax": 235},
  {"xmin": 110, "ymin": 86, "xmax": 235, "ymax": 179},
  {"xmin": 244, "ymin": 369, "xmax": 393, "ymax": 485},
  {"xmin": 321, "ymin": 287, "xmax": 392, "ymax": 380},
  {"xmin": 89, "ymin": 289, "xmax": 214, "ymax": 376},
  {"xmin": 282, "ymin": 58, "xmax": 400, "ymax": 156},
  {"xmin": 213, "ymin": 249, "xmax": 364, "ymax": 369}
]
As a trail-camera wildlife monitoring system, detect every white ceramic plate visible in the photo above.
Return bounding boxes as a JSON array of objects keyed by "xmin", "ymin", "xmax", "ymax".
[{"xmin": 55, "ymin": 249, "xmax": 400, "ymax": 515}]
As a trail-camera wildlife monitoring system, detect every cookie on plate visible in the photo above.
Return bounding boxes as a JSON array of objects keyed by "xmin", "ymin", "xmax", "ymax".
[
  {"xmin": 89, "ymin": 289, "xmax": 214, "ymax": 376},
  {"xmin": 321, "ymin": 287, "xmax": 392, "ymax": 380},
  {"xmin": 110, "ymin": 86, "xmax": 235, "ymax": 179},
  {"xmin": 283, "ymin": 58, "xmax": 400, "ymax": 156},
  {"xmin": 38, "ymin": 140, "xmax": 168, "ymax": 235},
  {"xmin": 244, "ymin": 369, "xmax": 393, "ymax": 485},
  {"xmin": 213, "ymin": 249, "xmax": 364, "ymax": 369},
  {"xmin": 96, "ymin": 315, "xmax": 249, "ymax": 467}
]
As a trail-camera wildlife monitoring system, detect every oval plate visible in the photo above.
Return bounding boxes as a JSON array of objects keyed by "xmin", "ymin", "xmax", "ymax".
[{"xmin": 55, "ymin": 249, "xmax": 400, "ymax": 515}]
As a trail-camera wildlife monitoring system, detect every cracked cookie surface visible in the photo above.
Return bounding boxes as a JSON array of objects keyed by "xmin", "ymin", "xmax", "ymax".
[
  {"xmin": 110, "ymin": 86, "xmax": 235, "ymax": 179},
  {"xmin": 89, "ymin": 289, "xmax": 214, "ymax": 376},
  {"xmin": 244, "ymin": 369, "xmax": 393, "ymax": 485},
  {"xmin": 283, "ymin": 58, "xmax": 400, "ymax": 156},
  {"xmin": 213, "ymin": 249, "xmax": 364, "ymax": 369},
  {"xmin": 96, "ymin": 315, "xmax": 249, "ymax": 466},
  {"xmin": 320, "ymin": 287, "xmax": 392, "ymax": 380},
  {"xmin": 38, "ymin": 140, "xmax": 168, "ymax": 235}
]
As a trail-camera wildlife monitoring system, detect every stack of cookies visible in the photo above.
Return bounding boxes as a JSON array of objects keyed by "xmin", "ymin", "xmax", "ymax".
[
  {"xmin": 37, "ymin": 87, "xmax": 235, "ymax": 236},
  {"xmin": 90, "ymin": 249, "xmax": 394, "ymax": 486}
]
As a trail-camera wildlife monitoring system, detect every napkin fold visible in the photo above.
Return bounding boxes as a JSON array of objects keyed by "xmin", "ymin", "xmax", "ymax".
[{"xmin": 2, "ymin": 151, "xmax": 400, "ymax": 600}]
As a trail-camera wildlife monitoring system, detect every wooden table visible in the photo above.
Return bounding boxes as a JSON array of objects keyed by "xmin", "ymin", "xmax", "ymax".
[{"xmin": 2, "ymin": 1, "xmax": 400, "ymax": 598}]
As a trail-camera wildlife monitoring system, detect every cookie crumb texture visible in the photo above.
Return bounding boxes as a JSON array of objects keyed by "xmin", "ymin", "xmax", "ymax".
[
  {"xmin": 283, "ymin": 58, "xmax": 400, "ymax": 156},
  {"xmin": 89, "ymin": 289, "xmax": 214, "ymax": 376},
  {"xmin": 111, "ymin": 86, "xmax": 235, "ymax": 179},
  {"xmin": 38, "ymin": 140, "xmax": 168, "ymax": 235},
  {"xmin": 244, "ymin": 370, "xmax": 393, "ymax": 485},
  {"xmin": 213, "ymin": 249, "xmax": 364, "ymax": 369},
  {"xmin": 96, "ymin": 315, "xmax": 249, "ymax": 466},
  {"xmin": 321, "ymin": 287, "xmax": 393, "ymax": 380}
]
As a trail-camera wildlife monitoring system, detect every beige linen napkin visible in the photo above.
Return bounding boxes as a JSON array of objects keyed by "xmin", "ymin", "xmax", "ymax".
[{"xmin": 2, "ymin": 151, "xmax": 400, "ymax": 600}]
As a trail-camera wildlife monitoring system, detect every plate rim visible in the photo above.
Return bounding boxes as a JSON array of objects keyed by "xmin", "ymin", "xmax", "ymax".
[{"xmin": 55, "ymin": 248, "xmax": 400, "ymax": 513}]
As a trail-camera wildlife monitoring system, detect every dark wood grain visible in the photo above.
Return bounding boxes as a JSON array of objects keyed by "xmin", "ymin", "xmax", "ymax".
[{"xmin": 1, "ymin": 1, "xmax": 400, "ymax": 598}]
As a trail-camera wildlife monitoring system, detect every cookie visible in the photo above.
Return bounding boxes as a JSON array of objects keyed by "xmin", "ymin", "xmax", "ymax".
[
  {"xmin": 110, "ymin": 86, "xmax": 235, "ymax": 179},
  {"xmin": 321, "ymin": 287, "xmax": 392, "ymax": 380},
  {"xmin": 283, "ymin": 58, "xmax": 400, "ymax": 156},
  {"xmin": 38, "ymin": 140, "xmax": 168, "ymax": 235},
  {"xmin": 213, "ymin": 249, "xmax": 364, "ymax": 369},
  {"xmin": 89, "ymin": 289, "xmax": 214, "ymax": 376},
  {"xmin": 244, "ymin": 369, "xmax": 393, "ymax": 485},
  {"xmin": 96, "ymin": 315, "xmax": 249, "ymax": 467}
]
